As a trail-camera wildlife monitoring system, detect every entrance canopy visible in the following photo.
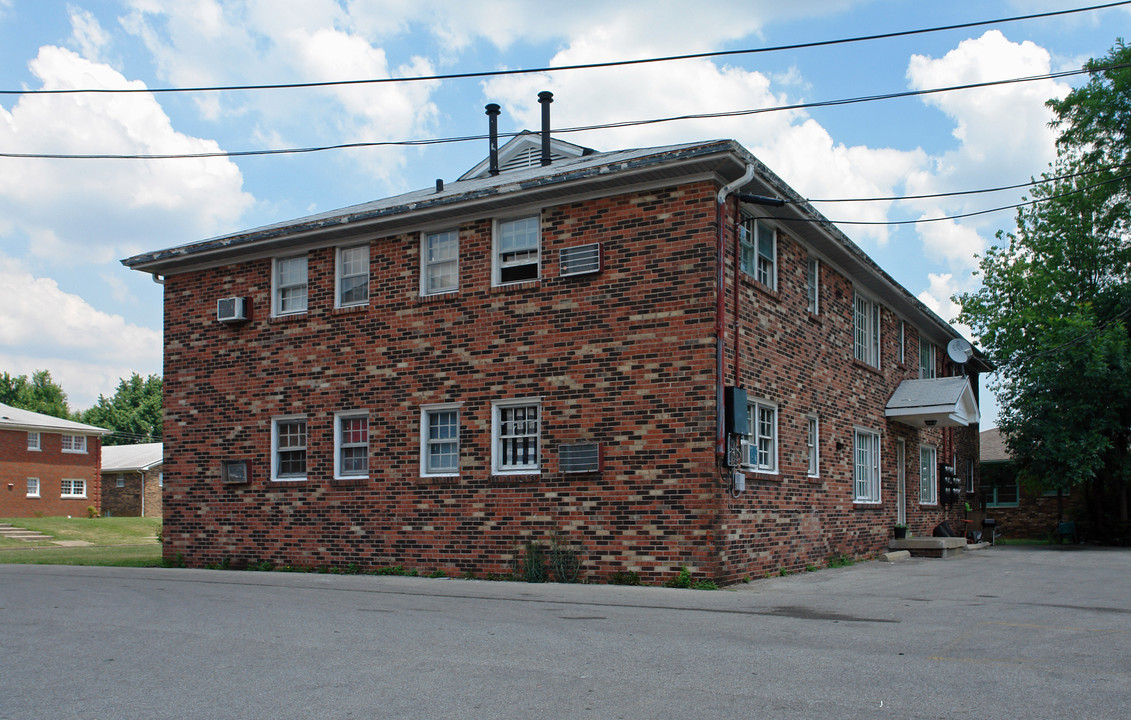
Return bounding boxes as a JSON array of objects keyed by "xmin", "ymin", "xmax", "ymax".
[{"xmin": 885, "ymin": 376, "xmax": 980, "ymax": 428}]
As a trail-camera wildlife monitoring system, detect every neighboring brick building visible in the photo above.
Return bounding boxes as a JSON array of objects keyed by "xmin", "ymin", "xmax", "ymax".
[
  {"xmin": 101, "ymin": 442, "xmax": 163, "ymax": 518},
  {"xmin": 123, "ymin": 121, "xmax": 990, "ymax": 583},
  {"xmin": 980, "ymin": 427, "xmax": 1069, "ymax": 539},
  {"xmin": 0, "ymin": 402, "xmax": 109, "ymax": 517}
]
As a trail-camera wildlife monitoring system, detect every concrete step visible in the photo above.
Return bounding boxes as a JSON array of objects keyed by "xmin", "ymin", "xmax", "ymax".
[
  {"xmin": 888, "ymin": 537, "xmax": 969, "ymax": 558},
  {"xmin": 0, "ymin": 525, "xmax": 54, "ymax": 541}
]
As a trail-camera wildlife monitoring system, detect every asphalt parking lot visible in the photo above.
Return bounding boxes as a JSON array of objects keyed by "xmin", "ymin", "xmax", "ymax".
[{"xmin": 2, "ymin": 545, "xmax": 1128, "ymax": 720}]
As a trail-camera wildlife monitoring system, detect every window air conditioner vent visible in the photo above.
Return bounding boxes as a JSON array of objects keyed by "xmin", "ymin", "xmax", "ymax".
[
  {"xmin": 559, "ymin": 243, "xmax": 601, "ymax": 277},
  {"xmin": 217, "ymin": 297, "xmax": 247, "ymax": 323},
  {"xmin": 560, "ymin": 442, "xmax": 602, "ymax": 473}
]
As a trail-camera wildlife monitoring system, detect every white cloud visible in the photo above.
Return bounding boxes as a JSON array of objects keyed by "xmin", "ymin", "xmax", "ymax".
[
  {"xmin": 0, "ymin": 257, "xmax": 161, "ymax": 409},
  {"xmin": 68, "ymin": 5, "xmax": 112, "ymax": 62},
  {"xmin": 917, "ymin": 272, "xmax": 971, "ymax": 340},
  {"xmin": 0, "ymin": 46, "xmax": 254, "ymax": 264}
]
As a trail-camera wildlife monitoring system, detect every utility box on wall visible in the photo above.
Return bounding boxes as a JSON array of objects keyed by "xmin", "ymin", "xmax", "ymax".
[{"xmin": 725, "ymin": 386, "xmax": 749, "ymax": 436}]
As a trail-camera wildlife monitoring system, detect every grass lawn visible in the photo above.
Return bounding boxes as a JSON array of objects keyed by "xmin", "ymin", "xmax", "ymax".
[{"xmin": 0, "ymin": 517, "xmax": 162, "ymax": 566}]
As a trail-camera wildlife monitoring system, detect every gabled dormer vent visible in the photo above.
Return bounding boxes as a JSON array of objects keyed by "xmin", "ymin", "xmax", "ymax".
[{"xmin": 559, "ymin": 243, "xmax": 601, "ymax": 277}]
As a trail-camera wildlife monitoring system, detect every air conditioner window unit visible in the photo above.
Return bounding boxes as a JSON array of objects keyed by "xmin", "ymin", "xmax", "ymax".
[
  {"xmin": 559, "ymin": 243, "xmax": 601, "ymax": 277},
  {"xmin": 560, "ymin": 442, "xmax": 602, "ymax": 473},
  {"xmin": 217, "ymin": 296, "xmax": 247, "ymax": 323}
]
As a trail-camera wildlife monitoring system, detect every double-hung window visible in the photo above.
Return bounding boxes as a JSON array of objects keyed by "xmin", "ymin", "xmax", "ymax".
[
  {"xmin": 274, "ymin": 255, "xmax": 308, "ymax": 315},
  {"xmin": 739, "ymin": 218, "xmax": 776, "ymax": 290},
  {"xmin": 919, "ymin": 340, "xmax": 937, "ymax": 379},
  {"xmin": 492, "ymin": 400, "xmax": 540, "ymax": 474},
  {"xmin": 919, "ymin": 445, "xmax": 938, "ymax": 504},
  {"xmin": 423, "ymin": 230, "xmax": 459, "ymax": 295},
  {"xmin": 272, "ymin": 417, "xmax": 307, "ymax": 481},
  {"xmin": 421, "ymin": 404, "xmax": 460, "ymax": 476},
  {"xmin": 27, "ymin": 432, "xmax": 40, "ymax": 451},
  {"xmin": 806, "ymin": 256, "xmax": 819, "ymax": 314},
  {"xmin": 853, "ymin": 429, "xmax": 881, "ymax": 503},
  {"xmin": 495, "ymin": 216, "xmax": 539, "ymax": 285},
  {"xmin": 854, "ymin": 292, "xmax": 881, "ymax": 368},
  {"xmin": 61, "ymin": 435, "xmax": 86, "ymax": 453},
  {"xmin": 335, "ymin": 413, "xmax": 369, "ymax": 479},
  {"xmin": 336, "ymin": 246, "xmax": 369, "ymax": 308},
  {"xmin": 27, "ymin": 477, "xmax": 40, "ymax": 497},
  {"xmin": 60, "ymin": 479, "xmax": 86, "ymax": 498},
  {"xmin": 806, "ymin": 415, "xmax": 820, "ymax": 477},
  {"xmin": 743, "ymin": 400, "xmax": 777, "ymax": 473}
]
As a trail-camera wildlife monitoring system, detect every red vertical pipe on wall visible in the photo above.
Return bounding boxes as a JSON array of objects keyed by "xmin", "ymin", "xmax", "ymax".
[{"xmin": 716, "ymin": 165, "xmax": 756, "ymax": 456}]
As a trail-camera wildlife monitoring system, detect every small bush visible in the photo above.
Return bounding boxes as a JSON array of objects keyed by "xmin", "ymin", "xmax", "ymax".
[{"xmin": 608, "ymin": 570, "xmax": 642, "ymax": 586}]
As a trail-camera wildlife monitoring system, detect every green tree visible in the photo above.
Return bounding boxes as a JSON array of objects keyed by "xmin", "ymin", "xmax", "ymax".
[
  {"xmin": 77, "ymin": 373, "xmax": 163, "ymax": 446},
  {"xmin": 957, "ymin": 41, "xmax": 1131, "ymax": 542},
  {"xmin": 0, "ymin": 370, "xmax": 71, "ymax": 419}
]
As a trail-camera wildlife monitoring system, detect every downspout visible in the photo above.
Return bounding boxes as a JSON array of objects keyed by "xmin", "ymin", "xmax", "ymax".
[
  {"xmin": 715, "ymin": 164, "xmax": 757, "ymax": 456},
  {"xmin": 139, "ymin": 470, "xmax": 145, "ymax": 517},
  {"xmin": 151, "ymin": 273, "xmax": 165, "ymax": 285}
]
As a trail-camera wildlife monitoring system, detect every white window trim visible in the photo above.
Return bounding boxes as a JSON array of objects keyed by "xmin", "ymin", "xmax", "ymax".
[
  {"xmin": 854, "ymin": 291, "xmax": 882, "ymax": 368},
  {"xmin": 334, "ymin": 411, "xmax": 370, "ymax": 480},
  {"xmin": 920, "ymin": 444, "xmax": 938, "ymax": 505},
  {"xmin": 492, "ymin": 215, "xmax": 541, "ymax": 287},
  {"xmin": 271, "ymin": 415, "xmax": 308, "ymax": 482},
  {"xmin": 739, "ymin": 218, "xmax": 777, "ymax": 291},
  {"xmin": 420, "ymin": 403, "xmax": 461, "ymax": 477},
  {"xmin": 899, "ymin": 320, "xmax": 906, "ymax": 365},
  {"xmin": 421, "ymin": 229, "xmax": 460, "ymax": 296},
  {"xmin": 807, "ymin": 256, "xmax": 819, "ymax": 314},
  {"xmin": 335, "ymin": 245, "xmax": 370, "ymax": 308},
  {"xmin": 60, "ymin": 478, "xmax": 87, "ymax": 498},
  {"xmin": 853, "ymin": 428, "xmax": 882, "ymax": 504},
  {"xmin": 806, "ymin": 415, "xmax": 820, "ymax": 478},
  {"xmin": 27, "ymin": 432, "xmax": 41, "ymax": 451},
  {"xmin": 491, "ymin": 398, "xmax": 541, "ymax": 475},
  {"xmin": 272, "ymin": 255, "xmax": 308, "ymax": 317},
  {"xmin": 61, "ymin": 435, "xmax": 87, "ymax": 454},
  {"xmin": 742, "ymin": 400, "xmax": 778, "ymax": 474},
  {"xmin": 27, "ymin": 477, "xmax": 40, "ymax": 498},
  {"xmin": 919, "ymin": 339, "xmax": 937, "ymax": 379}
]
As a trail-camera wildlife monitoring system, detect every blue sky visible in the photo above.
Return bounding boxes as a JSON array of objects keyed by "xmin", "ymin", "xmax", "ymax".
[{"xmin": 0, "ymin": 1, "xmax": 1124, "ymax": 423}]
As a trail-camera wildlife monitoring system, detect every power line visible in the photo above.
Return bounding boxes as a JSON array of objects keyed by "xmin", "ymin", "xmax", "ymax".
[
  {"xmin": 2, "ymin": 1, "xmax": 1126, "ymax": 96},
  {"xmin": 0, "ymin": 65, "xmax": 1109, "ymax": 161}
]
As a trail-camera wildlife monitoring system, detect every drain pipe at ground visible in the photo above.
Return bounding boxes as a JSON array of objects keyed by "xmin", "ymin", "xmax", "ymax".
[{"xmin": 715, "ymin": 164, "xmax": 756, "ymax": 457}]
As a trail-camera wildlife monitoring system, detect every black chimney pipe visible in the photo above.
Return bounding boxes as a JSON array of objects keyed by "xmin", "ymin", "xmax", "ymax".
[
  {"xmin": 485, "ymin": 103, "xmax": 501, "ymax": 176},
  {"xmin": 538, "ymin": 91, "xmax": 553, "ymax": 166}
]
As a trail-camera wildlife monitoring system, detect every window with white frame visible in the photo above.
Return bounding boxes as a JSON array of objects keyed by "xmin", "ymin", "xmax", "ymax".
[
  {"xmin": 920, "ymin": 445, "xmax": 938, "ymax": 504},
  {"xmin": 853, "ymin": 429, "xmax": 881, "ymax": 503},
  {"xmin": 61, "ymin": 435, "xmax": 87, "ymax": 453},
  {"xmin": 806, "ymin": 256, "xmax": 819, "ymax": 314},
  {"xmin": 492, "ymin": 400, "xmax": 540, "ymax": 474},
  {"xmin": 336, "ymin": 245, "xmax": 369, "ymax": 307},
  {"xmin": 27, "ymin": 432, "xmax": 40, "ymax": 451},
  {"xmin": 335, "ymin": 413, "xmax": 369, "ymax": 478},
  {"xmin": 274, "ymin": 255, "xmax": 308, "ymax": 315},
  {"xmin": 422, "ymin": 230, "xmax": 459, "ymax": 295},
  {"xmin": 854, "ymin": 292, "xmax": 881, "ymax": 368},
  {"xmin": 272, "ymin": 417, "xmax": 307, "ymax": 481},
  {"xmin": 494, "ymin": 216, "xmax": 539, "ymax": 285},
  {"xmin": 739, "ymin": 218, "xmax": 776, "ymax": 290},
  {"xmin": 899, "ymin": 321, "xmax": 906, "ymax": 364},
  {"xmin": 966, "ymin": 458, "xmax": 975, "ymax": 494},
  {"xmin": 743, "ymin": 400, "xmax": 777, "ymax": 473},
  {"xmin": 806, "ymin": 415, "xmax": 820, "ymax": 477},
  {"xmin": 919, "ymin": 340, "xmax": 937, "ymax": 379},
  {"xmin": 116, "ymin": 475, "xmax": 125, "ymax": 488},
  {"xmin": 60, "ymin": 478, "xmax": 86, "ymax": 498},
  {"xmin": 421, "ymin": 404, "xmax": 460, "ymax": 476},
  {"xmin": 27, "ymin": 477, "xmax": 39, "ymax": 497}
]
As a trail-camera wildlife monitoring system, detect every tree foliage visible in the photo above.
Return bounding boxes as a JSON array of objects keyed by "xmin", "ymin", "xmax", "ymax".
[
  {"xmin": 957, "ymin": 41, "xmax": 1131, "ymax": 540},
  {"xmin": 76, "ymin": 373, "xmax": 164, "ymax": 446},
  {"xmin": 0, "ymin": 370, "xmax": 71, "ymax": 419}
]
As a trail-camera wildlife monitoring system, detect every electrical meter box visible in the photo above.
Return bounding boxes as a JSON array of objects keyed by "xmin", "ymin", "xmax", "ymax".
[{"xmin": 725, "ymin": 386, "xmax": 749, "ymax": 436}]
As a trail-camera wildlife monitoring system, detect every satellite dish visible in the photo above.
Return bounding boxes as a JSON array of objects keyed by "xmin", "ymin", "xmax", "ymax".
[{"xmin": 947, "ymin": 338, "xmax": 974, "ymax": 364}]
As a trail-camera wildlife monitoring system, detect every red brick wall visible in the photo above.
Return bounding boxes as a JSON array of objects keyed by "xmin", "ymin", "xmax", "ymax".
[
  {"xmin": 0, "ymin": 429, "xmax": 102, "ymax": 517},
  {"xmin": 163, "ymin": 183, "xmax": 724, "ymax": 581}
]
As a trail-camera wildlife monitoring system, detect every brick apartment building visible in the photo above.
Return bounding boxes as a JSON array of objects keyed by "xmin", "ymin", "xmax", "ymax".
[
  {"xmin": 101, "ymin": 442, "xmax": 164, "ymax": 518},
  {"xmin": 0, "ymin": 402, "xmax": 109, "ymax": 517},
  {"xmin": 123, "ymin": 112, "xmax": 989, "ymax": 583}
]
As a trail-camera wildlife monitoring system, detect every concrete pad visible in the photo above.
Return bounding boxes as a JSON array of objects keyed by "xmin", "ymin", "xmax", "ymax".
[
  {"xmin": 51, "ymin": 540, "xmax": 93, "ymax": 547},
  {"xmin": 879, "ymin": 550, "xmax": 911, "ymax": 563},
  {"xmin": 888, "ymin": 537, "xmax": 968, "ymax": 558}
]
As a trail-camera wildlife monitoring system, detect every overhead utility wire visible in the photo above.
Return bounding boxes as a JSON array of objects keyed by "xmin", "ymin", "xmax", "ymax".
[
  {"xmin": 1, "ymin": 1, "xmax": 1125, "ymax": 96},
  {"xmin": 0, "ymin": 65, "xmax": 1111, "ymax": 161}
]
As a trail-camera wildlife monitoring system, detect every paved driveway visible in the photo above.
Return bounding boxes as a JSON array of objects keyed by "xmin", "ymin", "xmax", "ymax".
[{"xmin": 1, "ymin": 546, "xmax": 1128, "ymax": 719}]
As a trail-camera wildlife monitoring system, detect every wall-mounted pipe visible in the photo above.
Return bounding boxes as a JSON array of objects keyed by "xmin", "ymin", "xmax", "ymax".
[{"xmin": 538, "ymin": 91, "xmax": 554, "ymax": 166}]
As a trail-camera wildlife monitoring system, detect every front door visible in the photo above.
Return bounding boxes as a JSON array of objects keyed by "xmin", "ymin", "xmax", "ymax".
[{"xmin": 896, "ymin": 439, "xmax": 907, "ymax": 526}]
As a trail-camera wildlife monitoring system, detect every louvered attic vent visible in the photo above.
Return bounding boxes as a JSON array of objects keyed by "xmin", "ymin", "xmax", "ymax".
[
  {"xmin": 559, "ymin": 243, "xmax": 601, "ymax": 277},
  {"xmin": 560, "ymin": 442, "xmax": 602, "ymax": 473}
]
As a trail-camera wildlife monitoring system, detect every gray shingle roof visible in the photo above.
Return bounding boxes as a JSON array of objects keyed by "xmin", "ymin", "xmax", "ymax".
[
  {"xmin": 101, "ymin": 442, "xmax": 164, "ymax": 472},
  {"xmin": 0, "ymin": 402, "xmax": 110, "ymax": 435}
]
